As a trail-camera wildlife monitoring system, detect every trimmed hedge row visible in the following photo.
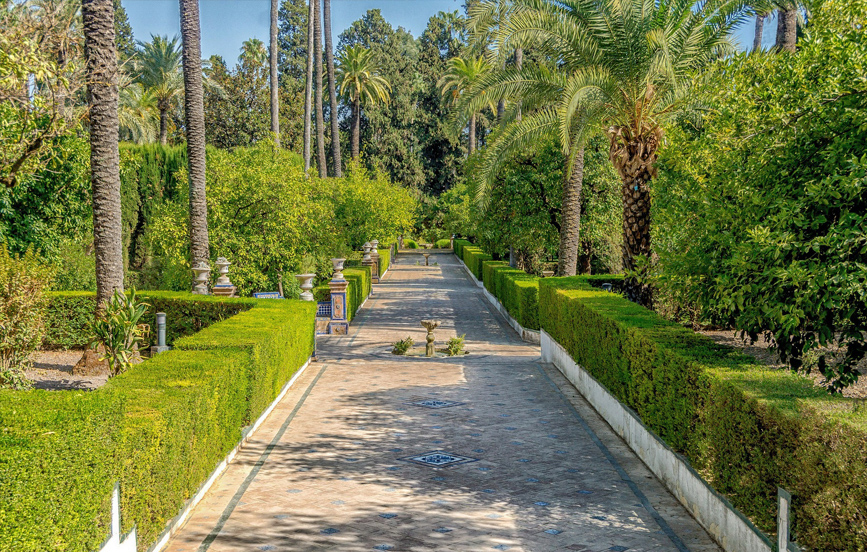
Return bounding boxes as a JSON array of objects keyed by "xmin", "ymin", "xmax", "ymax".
[
  {"xmin": 539, "ymin": 276, "xmax": 867, "ymax": 549},
  {"xmin": 462, "ymin": 245, "xmax": 542, "ymax": 331},
  {"xmin": 0, "ymin": 295, "xmax": 316, "ymax": 551},
  {"xmin": 461, "ymin": 245, "xmax": 492, "ymax": 280},
  {"xmin": 312, "ymin": 265, "xmax": 372, "ymax": 322},
  {"xmin": 454, "ymin": 239, "xmax": 471, "ymax": 258},
  {"xmin": 43, "ymin": 291, "xmax": 255, "ymax": 349},
  {"xmin": 378, "ymin": 245, "xmax": 392, "ymax": 276}
]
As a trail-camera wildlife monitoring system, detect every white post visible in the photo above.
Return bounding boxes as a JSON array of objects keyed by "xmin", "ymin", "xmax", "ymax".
[{"xmin": 97, "ymin": 484, "xmax": 137, "ymax": 552}]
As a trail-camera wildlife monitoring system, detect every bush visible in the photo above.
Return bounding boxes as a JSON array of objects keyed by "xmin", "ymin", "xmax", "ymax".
[
  {"xmin": 435, "ymin": 239, "xmax": 451, "ymax": 249},
  {"xmin": 343, "ymin": 267, "xmax": 372, "ymax": 321},
  {"xmin": 403, "ymin": 239, "xmax": 418, "ymax": 249},
  {"xmin": 539, "ymin": 275, "xmax": 867, "ymax": 548},
  {"xmin": 454, "ymin": 239, "xmax": 471, "ymax": 258},
  {"xmin": 378, "ymin": 244, "xmax": 392, "ymax": 276},
  {"xmin": 0, "ymin": 246, "xmax": 54, "ymax": 389},
  {"xmin": 392, "ymin": 336, "xmax": 413, "ymax": 355},
  {"xmin": 43, "ymin": 291, "xmax": 255, "ymax": 350},
  {"xmin": 0, "ymin": 296, "xmax": 315, "ymax": 550},
  {"xmin": 461, "ymin": 246, "xmax": 492, "ymax": 280}
]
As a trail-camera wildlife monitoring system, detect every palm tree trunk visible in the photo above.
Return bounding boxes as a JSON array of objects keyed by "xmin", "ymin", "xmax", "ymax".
[
  {"xmin": 351, "ymin": 98, "xmax": 360, "ymax": 160},
  {"xmin": 775, "ymin": 8, "xmax": 798, "ymax": 52},
  {"xmin": 158, "ymin": 106, "xmax": 168, "ymax": 145},
  {"xmin": 270, "ymin": 0, "xmax": 280, "ymax": 146},
  {"xmin": 620, "ymin": 166, "xmax": 653, "ymax": 307},
  {"xmin": 303, "ymin": 0, "xmax": 314, "ymax": 172},
  {"xmin": 753, "ymin": 13, "xmax": 765, "ymax": 51},
  {"xmin": 468, "ymin": 113, "xmax": 476, "ymax": 154},
  {"xmin": 180, "ymin": 0, "xmax": 210, "ymax": 268},
  {"xmin": 313, "ymin": 0, "xmax": 327, "ymax": 178},
  {"xmin": 556, "ymin": 146, "xmax": 583, "ymax": 277},
  {"xmin": 83, "ymin": 0, "xmax": 124, "ymax": 308},
  {"xmin": 323, "ymin": 0, "xmax": 341, "ymax": 177}
]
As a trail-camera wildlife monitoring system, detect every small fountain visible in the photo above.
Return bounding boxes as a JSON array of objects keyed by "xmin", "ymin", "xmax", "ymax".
[
  {"xmin": 294, "ymin": 273, "xmax": 316, "ymax": 301},
  {"xmin": 420, "ymin": 319, "xmax": 441, "ymax": 357},
  {"xmin": 423, "ymin": 253, "xmax": 431, "ymax": 266}
]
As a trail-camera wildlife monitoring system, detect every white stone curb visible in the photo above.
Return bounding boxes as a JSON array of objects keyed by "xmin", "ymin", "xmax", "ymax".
[
  {"xmin": 149, "ymin": 356, "xmax": 313, "ymax": 552},
  {"xmin": 540, "ymin": 329, "xmax": 773, "ymax": 552},
  {"xmin": 456, "ymin": 255, "xmax": 541, "ymax": 345}
]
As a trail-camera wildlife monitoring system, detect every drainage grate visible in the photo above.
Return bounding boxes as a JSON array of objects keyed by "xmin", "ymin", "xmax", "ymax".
[{"xmin": 398, "ymin": 450, "xmax": 479, "ymax": 468}]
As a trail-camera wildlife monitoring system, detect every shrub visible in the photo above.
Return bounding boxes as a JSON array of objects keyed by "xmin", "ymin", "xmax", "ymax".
[
  {"xmin": 89, "ymin": 288, "xmax": 150, "ymax": 377},
  {"xmin": 403, "ymin": 239, "xmax": 419, "ymax": 249},
  {"xmin": 378, "ymin": 244, "xmax": 392, "ymax": 276},
  {"xmin": 0, "ymin": 246, "xmax": 54, "ymax": 389},
  {"xmin": 392, "ymin": 336, "xmax": 413, "ymax": 355},
  {"xmin": 539, "ymin": 275, "xmax": 867, "ymax": 548},
  {"xmin": 435, "ymin": 239, "xmax": 451, "ymax": 249},
  {"xmin": 461, "ymin": 246, "xmax": 492, "ymax": 280},
  {"xmin": 0, "ymin": 296, "xmax": 316, "ymax": 550},
  {"xmin": 343, "ymin": 267, "xmax": 372, "ymax": 321},
  {"xmin": 454, "ymin": 239, "xmax": 471, "ymax": 258},
  {"xmin": 447, "ymin": 334, "xmax": 466, "ymax": 356}
]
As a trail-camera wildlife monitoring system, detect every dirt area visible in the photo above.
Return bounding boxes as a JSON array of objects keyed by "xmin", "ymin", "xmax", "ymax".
[
  {"xmin": 26, "ymin": 350, "xmax": 108, "ymax": 391},
  {"xmin": 700, "ymin": 329, "xmax": 867, "ymax": 399}
]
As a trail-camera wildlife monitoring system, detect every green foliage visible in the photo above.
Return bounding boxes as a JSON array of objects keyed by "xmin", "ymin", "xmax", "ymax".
[
  {"xmin": 392, "ymin": 336, "xmax": 413, "ymax": 355},
  {"xmin": 0, "ymin": 297, "xmax": 315, "ymax": 550},
  {"xmin": 461, "ymin": 245, "xmax": 491, "ymax": 280},
  {"xmin": 89, "ymin": 289, "xmax": 150, "ymax": 377},
  {"xmin": 538, "ymin": 274, "xmax": 867, "ymax": 548},
  {"xmin": 43, "ymin": 292, "xmax": 254, "ymax": 350},
  {"xmin": 343, "ymin": 267, "xmax": 372, "ymax": 321},
  {"xmin": 653, "ymin": 0, "xmax": 867, "ymax": 390},
  {"xmin": 446, "ymin": 334, "xmax": 466, "ymax": 356},
  {"xmin": 475, "ymin": 255, "xmax": 541, "ymax": 330},
  {"xmin": 453, "ymin": 239, "xmax": 471, "ymax": 258},
  {"xmin": 0, "ymin": 246, "xmax": 53, "ymax": 389},
  {"xmin": 435, "ymin": 239, "xmax": 451, "ymax": 249},
  {"xmin": 377, "ymin": 245, "xmax": 392, "ymax": 275},
  {"xmin": 403, "ymin": 239, "xmax": 419, "ymax": 249}
]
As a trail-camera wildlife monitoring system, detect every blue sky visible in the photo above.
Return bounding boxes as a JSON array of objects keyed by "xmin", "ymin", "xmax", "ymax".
[{"xmin": 125, "ymin": 0, "xmax": 773, "ymax": 64}]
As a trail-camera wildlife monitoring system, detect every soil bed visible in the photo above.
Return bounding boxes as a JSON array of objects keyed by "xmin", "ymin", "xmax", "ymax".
[{"xmin": 26, "ymin": 350, "xmax": 108, "ymax": 391}]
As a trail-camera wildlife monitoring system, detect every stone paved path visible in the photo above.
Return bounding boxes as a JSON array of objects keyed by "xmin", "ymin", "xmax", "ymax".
[{"xmin": 163, "ymin": 252, "xmax": 721, "ymax": 552}]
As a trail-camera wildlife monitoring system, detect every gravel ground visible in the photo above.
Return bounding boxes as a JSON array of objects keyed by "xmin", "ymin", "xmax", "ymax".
[
  {"xmin": 26, "ymin": 350, "xmax": 108, "ymax": 391},
  {"xmin": 700, "ymin": 330, "xmax": 867, "ymax": 399}
]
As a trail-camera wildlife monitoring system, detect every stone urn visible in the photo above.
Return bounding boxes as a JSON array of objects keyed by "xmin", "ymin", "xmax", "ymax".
[
  {"xmin": 420, "ymin": 319, "xmax": 441, "ymax": 357},
  {"xmin": 295, "ymin": 273, "xmax": 316, "ymax": 301},
  {"xmin": 331, "ymin": 258, "xmax": 346, "ymax": 281},
  {"xmin": 370, "ymin": 240, "xmax": 379, "ymax": 254},
  {"xmin": 362, "ymin": 243, "xmax": 372, "ymax": 263},
  {"xmin": 541, "ymin": 270, "xmax": 555, "ymax": 278},
  {"xmin": 192, "ymin": 262, "xmax": 211, "ymax": 294}
]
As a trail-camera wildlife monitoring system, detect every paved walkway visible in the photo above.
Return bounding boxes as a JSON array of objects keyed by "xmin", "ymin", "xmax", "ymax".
[{"xmin": 164, "ymin": 252, "xmax": 721, "ymax": 552}]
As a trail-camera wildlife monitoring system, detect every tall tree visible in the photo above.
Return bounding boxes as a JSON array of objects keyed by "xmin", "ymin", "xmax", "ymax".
[
  {"xmin": 270, "ymin": 0, "xmax": 280, "ymax": 146},
  {"xmin": 322, "ymin": 0, "xmax": 342, "ymax": 176},
  {"xmin": 465, "ymin": 0, "xmax": 748, "ymax": 295},
  {"xmin": 775, "ymin": 6, "xmax": 798, "ymax": 52},
  {"xmin": 438, "ymin": 56, "xmax": 493, "ymax": 154},
  {"xmin": 313, "ymin": 0, "xmax": 327, "ymax": 177},
  {"xmin": 135, "ymin": 35, "xmax": 182, "ymax": 145},
  {"xmin": 82, "ymin": 0, "xmax": 124, "ymax": 306},
  {"xmin": 336, "ymin": 45, "xmax": 391, "ymax": 160},
  {"xmin": 179, "ymin": 0, "xmax": 210, "ymax": 268},
  {"xmin": 753, "ymin": 13, "xmax": 766, "ymax": 51},
  {"xmin": 303, "ymin": 0, "xmax": 314, "ymax": 172},
  {"xmin": 113, "ymin": 0, "xmax": 136, "ymax": 61}
]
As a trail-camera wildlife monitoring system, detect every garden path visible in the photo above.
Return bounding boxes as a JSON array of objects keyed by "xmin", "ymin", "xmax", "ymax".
[{"xmin": 163, "ymin": 251, "xmax": 721, "ymax": 552}]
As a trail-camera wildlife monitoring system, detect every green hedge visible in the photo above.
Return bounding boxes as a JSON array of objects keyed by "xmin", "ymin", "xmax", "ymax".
[
  {"xmin": 435, "ymin": 239, "xmax": 451, "ymax": 249},
  {"xmin": 43, "ymin": 291, "xmax": 255, "ymax": 349},
  {"xmin": 539, "ymin": 276, "xmax": 867, "ymax": 549},
  {"xmin": 311, "ymin": 266, "xmax": 372, "ymax": 322},
  {"xmin": 403, "ymin": 239, "xmax": 418, "ymax": 249},
  {"xmin": 454, "ymin": 239, "xmax": 471, "ymax": 258},
  {"xmin": 378, "ymin": 245, "xmax": 391, "ymax": 276},
  {"xmin": 461, "ymin": 246, "xmax": 492, "ymax": 280},
  {"xmin": 0, "ymin": 297, "xmax": 315, "ymax": 551}
]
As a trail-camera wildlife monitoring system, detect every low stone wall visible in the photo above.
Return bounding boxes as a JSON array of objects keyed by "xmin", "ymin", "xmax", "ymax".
[{"xmin": 540, "ymin": 329, "xmax": 772, "ymax": 552}]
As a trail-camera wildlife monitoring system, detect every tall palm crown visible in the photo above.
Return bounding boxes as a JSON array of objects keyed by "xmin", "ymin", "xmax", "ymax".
[
  {"xmin": 240, "ymin": 38, "xmax": 268, "ymax": 67},
  {"xmin": 464, "ymin": 0, "xmax": 749, "ymax": 302},
  {"xmin": 336, "ymin": 45, "xmax": 391, "ymax": 160},
  {"xmin": 135, "ymin": 34, "xmax": 182, "ymax": 144},
  {"xmin": 438, "ymin": 55, "xmax": 494, "ymax": 154}
]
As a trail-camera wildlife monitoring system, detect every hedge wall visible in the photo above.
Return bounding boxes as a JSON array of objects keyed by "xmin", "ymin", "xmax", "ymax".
[
  {"xmin": 0, "ymin": 296, "xmax": 315, "ymax": 551},
  {"xmin": 43, "ymin": 291, "xmax": 255, "ymax": 349},
  {"xmin": 454, "ymin": 239, "xmax": 471, "ymax": 259},
  {"xmin": 539, "ymin": 276, "xmax": 867, "ymax": 549},
  {"xmin": 312, "ymin": 265, "xmax": 372, "ymax": 322},
  {"xmin": 461, "ymin": 245, "xmax": 492, "ymax": 280},
  {"xmin": 378, "ymin": 245, "xmax": 392, "ymax": 276}
]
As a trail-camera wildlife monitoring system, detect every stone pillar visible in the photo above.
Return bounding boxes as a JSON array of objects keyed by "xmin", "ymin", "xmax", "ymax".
[
  {"xmin": 328, "ymin": 259, "xmax": 349, "ymax": 335},
  {"xmin": 361, "ymin": 242, "xmax": 376, "ymax": 282},
  {"xmin": 370, "ymin": 240, "xmax": 380, "ymax": 284}
]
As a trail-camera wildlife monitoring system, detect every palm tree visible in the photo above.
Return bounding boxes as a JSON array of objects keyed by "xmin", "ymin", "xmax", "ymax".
[
  {"xmin": 240, "ymin": 37, "xmax": 268, "ymax": 66},
  {"xmin": 270, "ymin": 0, "xmax": 280, "ymax": 146},
  {"xmin": 118, "ymin": 81, "xmax": 158, "ymax": 144},
  {"xmin": 775, "ymin": 4, "xmax": 799, "ymax": 52},
  {"xmin": 313, "ymin": 0, "xmax": 327, "ymax": 177},
  {"xmin": 438, "ymin": 55, "xmax": 494, "ymax": 154},
  {"xmin": 179, "ymin": 0, "xmax": 210, "ymax": 269},
  {"xmin": 82, "ymin": 0, "xmax": 124, "ymax": 307},
  {"xmin": 336, "ymin": 45, "xmax": 391, "ymax": 160},
  {"xmin": 465, "ymin": 0, "xmax": 748, "ymax": 301},
  {"xmin": 323, "ymin": 0, "xmax": 342, "ymax": 177},
  {"xmin": 135, "ymin": 34, "xmax": 182, "ymax": 145},
  {"xmin": 303, "ymin": 0, "xmax": 315, "ymax": 172}
]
